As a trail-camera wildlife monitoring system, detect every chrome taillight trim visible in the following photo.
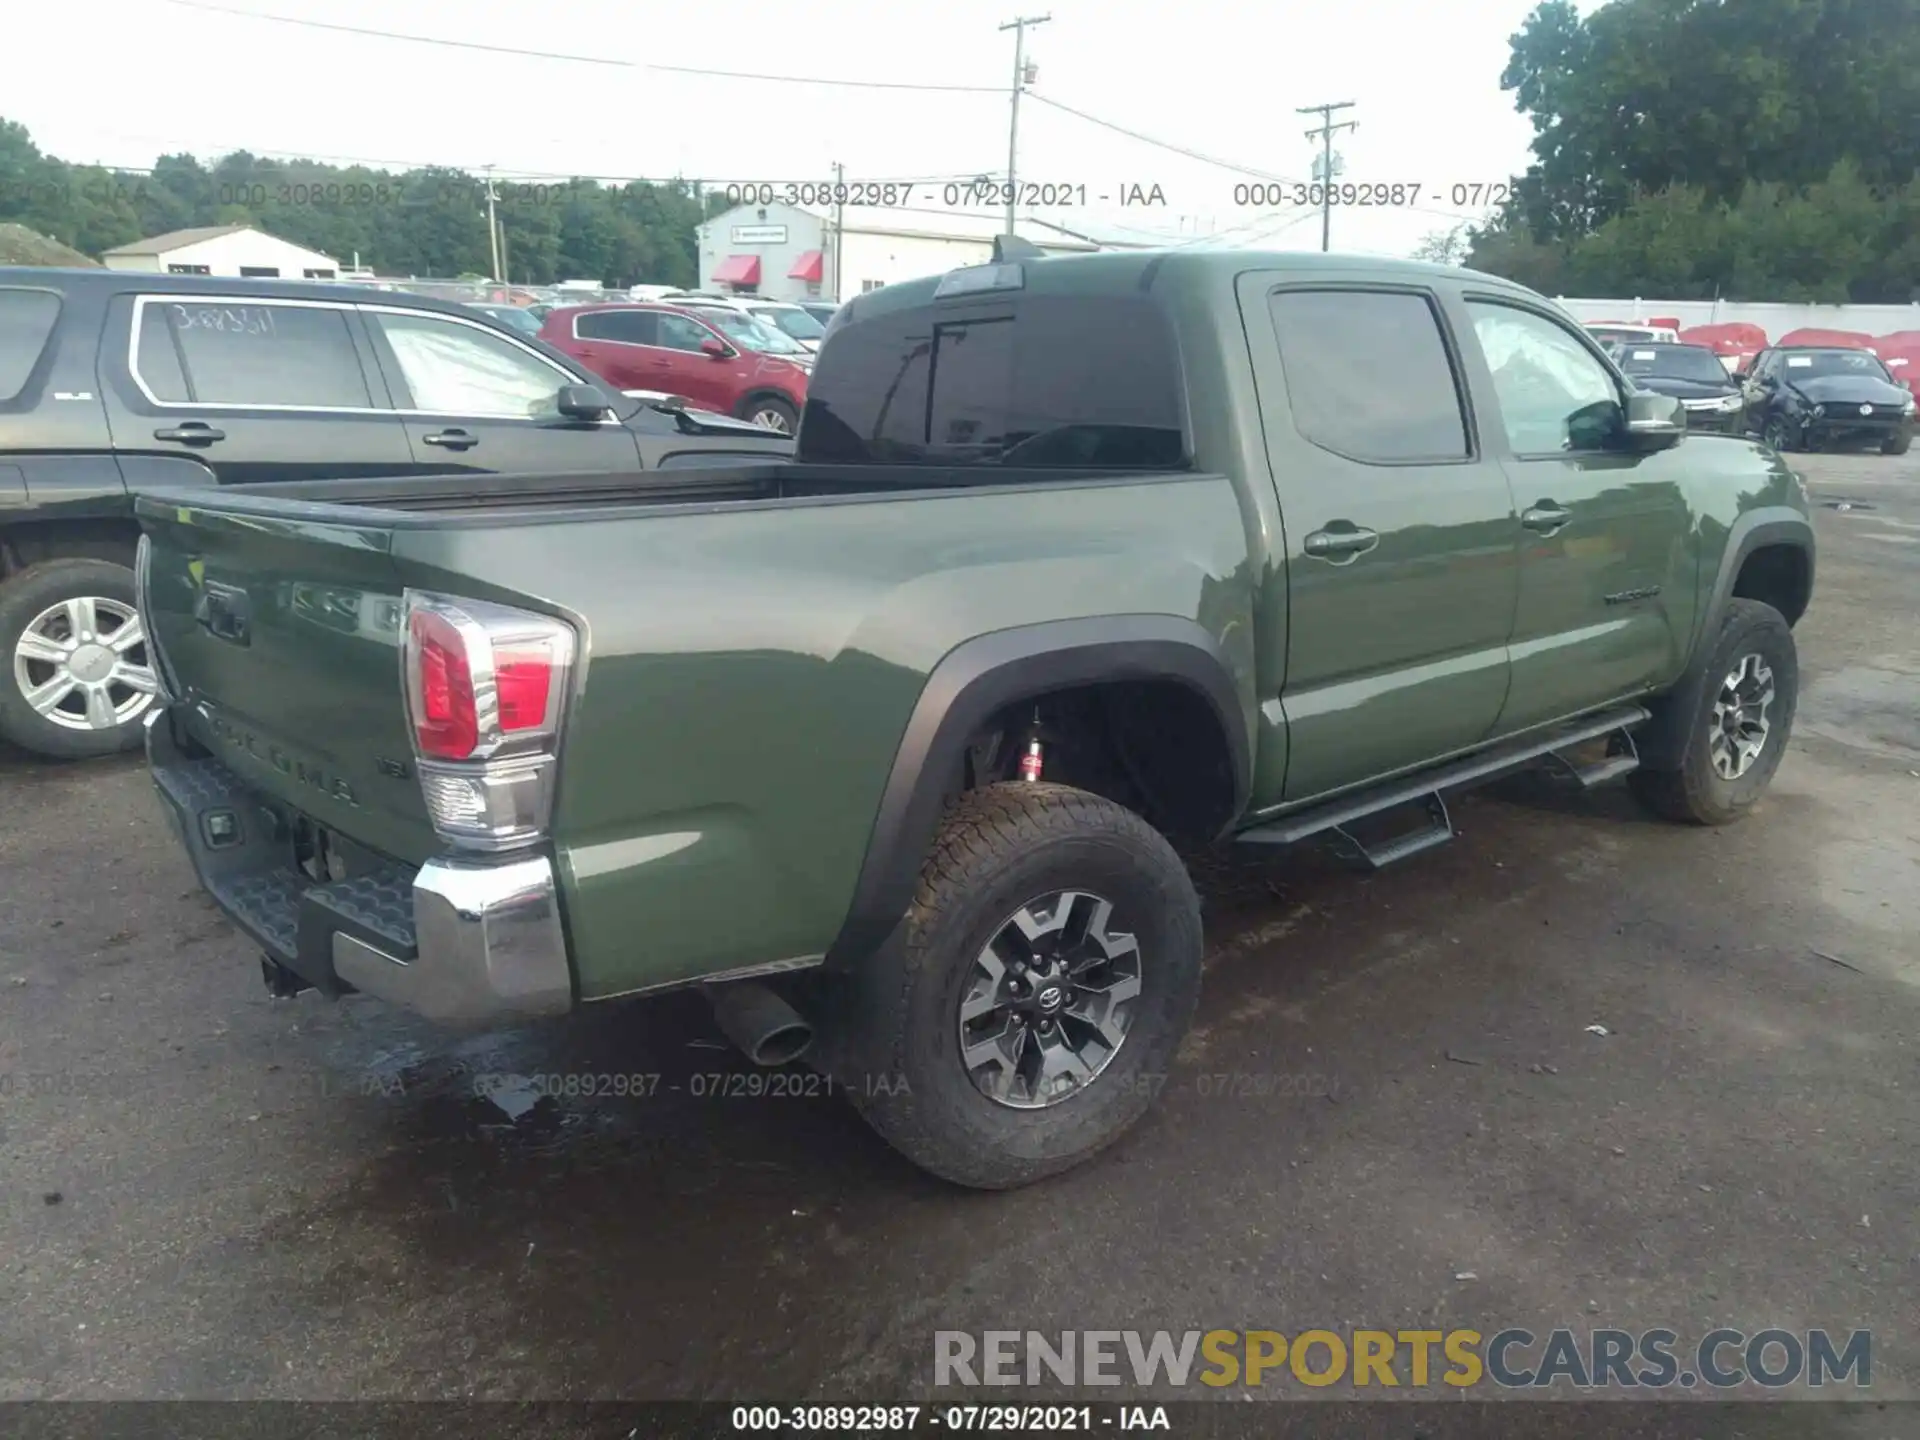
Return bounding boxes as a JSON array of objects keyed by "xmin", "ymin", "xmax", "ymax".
[
  {"xmin": 400, "ymin": 590, "xmax": 576, "ymax": 765},
  {"xmin": 399, "ymin": 589, "xmax": 579, "ymax": 853}
]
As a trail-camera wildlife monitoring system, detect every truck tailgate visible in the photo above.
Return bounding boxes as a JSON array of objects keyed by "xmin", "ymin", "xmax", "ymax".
[{"xmin": 139, "ymin": 497, "xmax": 437, "ymax": 865}]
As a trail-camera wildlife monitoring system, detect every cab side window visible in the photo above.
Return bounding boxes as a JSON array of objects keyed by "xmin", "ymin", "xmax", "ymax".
[
  {"xmin": 1267, "ymin": 289, "xmax": 1470, "ymax": 463},
  {"xmin": 1466, "ymin": 301, "xmax": 1623, "ymax": 454}
]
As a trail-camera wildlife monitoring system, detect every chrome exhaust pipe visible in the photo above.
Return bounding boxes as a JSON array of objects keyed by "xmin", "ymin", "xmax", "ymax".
[{"xmin": 705, "ymin": 981, "xmax": 814, "ymax": 1067}]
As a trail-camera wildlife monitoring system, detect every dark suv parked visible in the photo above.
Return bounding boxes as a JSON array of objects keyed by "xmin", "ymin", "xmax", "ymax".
[{"xmin": 0, "ymin": 268, "xmax": 792, "ymax": 760}]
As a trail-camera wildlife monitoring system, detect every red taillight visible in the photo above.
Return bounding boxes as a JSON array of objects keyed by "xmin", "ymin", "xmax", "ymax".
[
  {"xmin": 494, "ymin": 647, "xmax": 554, "ymax": 733},
  {"xmin": 402, "ymin": 591, "xmax": 577, "ymax": 852},
  {"xmin": 409, "ymin": 609, "xmax": 479, "ymax": 760}
]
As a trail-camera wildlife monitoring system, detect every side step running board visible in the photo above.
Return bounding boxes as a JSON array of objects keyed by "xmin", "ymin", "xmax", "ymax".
[{"xmin": 1236, "ymin": 704, "xmax": 1650, "ymax": 867}]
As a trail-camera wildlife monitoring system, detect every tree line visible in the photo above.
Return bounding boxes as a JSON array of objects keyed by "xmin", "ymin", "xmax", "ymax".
[
  {"xmin": 0, "ymin": 118, "xmax": 720, "ymax": 287},
  {"xmin": 1451, "ymin": 0, "xmax": 1920, "ymax": 301}
]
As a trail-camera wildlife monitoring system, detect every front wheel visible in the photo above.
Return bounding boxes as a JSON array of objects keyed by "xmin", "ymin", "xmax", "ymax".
[
  {"xmin": 825, "ymin": 783, "xmax": 1202, "ymax": 1189},
  {"xmin": 1628, "ymin": 599, "xmax": 1798, "ymax": 826},
  {"xmin": 0, "ymin": 559, "xmax": 159, "ymax": 759},
  {"xmin": 1883, "ymin": 429, "xmax": 1912, "ymax": 456},
  {"xmin": 1762, "ymin": 415, "xmax": 1798, "ymax": 453}
]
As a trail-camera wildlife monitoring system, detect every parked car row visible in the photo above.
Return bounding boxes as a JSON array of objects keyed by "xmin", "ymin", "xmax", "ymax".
[
  {"xmin": 1592, "ymin": 317, "xmax": 1920, "ymax": 394},
  {"xmin": 1608, "ymin": 339, "xmax": 1914, "ymax": 453},
  {"xmin": 0, "ymin": 267, "xmax": 793, "ymax": 759}
]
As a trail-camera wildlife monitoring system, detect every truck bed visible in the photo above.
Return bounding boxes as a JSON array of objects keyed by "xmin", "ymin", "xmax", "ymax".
[{"xmin": 134, "ymin": 465, "xmax": 1255, "ymax": 1002}]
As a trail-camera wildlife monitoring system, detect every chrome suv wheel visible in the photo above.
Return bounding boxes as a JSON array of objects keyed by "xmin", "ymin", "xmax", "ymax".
[{"xmin": 12, "ymin": 594, "xmax": 157, "ymax": 734}]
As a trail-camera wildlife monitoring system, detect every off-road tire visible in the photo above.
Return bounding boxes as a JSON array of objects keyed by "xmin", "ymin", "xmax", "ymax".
[
  {"xmin": 1882, "ymin": 430, "xmax": 1912, "ymax": 456},
  {"xmin": 0, "ymin": 558, "xmax": 152, "ymax": 760},
  {"xmin": 827, "ymin": 782, "xmax": 1202, "ymax": 1190},
  {"xmin": 1628, "ymin": 599, "xmax": 1798, "ymax": 826}
]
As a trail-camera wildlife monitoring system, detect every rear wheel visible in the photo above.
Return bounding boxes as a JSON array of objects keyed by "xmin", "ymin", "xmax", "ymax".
[
  {"xmin": 1628, "ymin": 599, "xmax": 1797, "ymax": 826},
  {"xmin": 826, "ymin": 782, "xmax": 1201, "ymax": 1189},
  {"xmin": 741, "ymin": 395, "xmax": 797, "ymax": 434},
  {"xmin": 0, "ymin": 559, "xmax": 158, "ymax": 759}
]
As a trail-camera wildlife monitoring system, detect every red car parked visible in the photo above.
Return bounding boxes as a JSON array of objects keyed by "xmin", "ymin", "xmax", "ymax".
[{"xmin": 537, "ymin": 302, "xmax": 810, "ymax": 434}]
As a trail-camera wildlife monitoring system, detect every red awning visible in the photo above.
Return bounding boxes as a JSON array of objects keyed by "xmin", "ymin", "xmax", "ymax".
[
  {"xmin": 713, "ymin": 254, "xmax": 762, "ymax": 285},
  {"xmin": 788, "ymin": 250, "xmax": 824, "ymax": 283}
]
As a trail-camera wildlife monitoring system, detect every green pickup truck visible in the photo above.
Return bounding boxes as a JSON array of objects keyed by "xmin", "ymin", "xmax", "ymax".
[{"xmin": 135, "ymin": 245, "xmax": 1814, "ymax": 1189}]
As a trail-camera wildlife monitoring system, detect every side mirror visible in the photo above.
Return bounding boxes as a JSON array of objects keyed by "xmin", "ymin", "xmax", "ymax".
[
  {"xmin": 1623, "ymin": 390, "xmax": 1685, "ymax": 451},
  {"xmin": 556, "ymin": 383, "xmax": 613, "ymax": 421},
  {"xmin": 700, "ymin": 338, "xmax": 732, "ymax": 360}
]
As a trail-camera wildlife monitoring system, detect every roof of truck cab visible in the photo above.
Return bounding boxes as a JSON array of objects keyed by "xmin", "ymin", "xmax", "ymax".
[
  {"xmin": 0, "ymin": 265, "xmax": 482, "ymax": 319},
  {"xmin": 836, "ymin": 247, "xmax": 1537, "ymax": 319}
]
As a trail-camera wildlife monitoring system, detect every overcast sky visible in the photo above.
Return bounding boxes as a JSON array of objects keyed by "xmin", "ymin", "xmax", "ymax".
[{"xmin": 3, "ymin": 0, "xmax": 1562, "ymax": 258}]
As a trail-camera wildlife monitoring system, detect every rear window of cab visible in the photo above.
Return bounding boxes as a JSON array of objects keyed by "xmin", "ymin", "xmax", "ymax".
[{"xmin": 797, "ymin": 293, "xmax": 1188, "ymax": 468}]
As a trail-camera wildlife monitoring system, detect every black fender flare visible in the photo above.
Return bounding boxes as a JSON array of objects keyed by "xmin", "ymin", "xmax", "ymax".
[
  {"xmin": 825, "ymin": 615, "xmax": 1251, "ymax": 966},
  {"xmin": 1640, "ymin": 509, "xmax": 1814, "ymax": 769}
]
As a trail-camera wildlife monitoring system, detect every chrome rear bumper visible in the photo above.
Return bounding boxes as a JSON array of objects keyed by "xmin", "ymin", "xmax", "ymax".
[{"xmin": 147, "ymin": 708, "xmax": 574, "ymax": 1029}]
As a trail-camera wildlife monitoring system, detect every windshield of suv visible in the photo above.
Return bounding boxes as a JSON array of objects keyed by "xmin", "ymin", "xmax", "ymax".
[
  {"xmin": 1780, "ymin": 349, "xmax": 1894, "ymax": 382},
  {"xmin": 752, "ymin": 306, "xmax": 827, "ymax": 342},
  {"xmin": 1617, "ymin": 346, "xmax": 1729, "ymax": 384},
  {"xmin": 688, "ymin": 307, "xmax": 807, "ymax": 355}
]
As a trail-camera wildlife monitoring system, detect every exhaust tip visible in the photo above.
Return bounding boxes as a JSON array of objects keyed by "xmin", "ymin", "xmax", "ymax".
[
  {"xmin": 751, "ymin": 1022, "xmax": 814, "ymax": 1068},
  {"xmin": 706, "ymin": 980, "xmax": 815, "ymax": 1067}
]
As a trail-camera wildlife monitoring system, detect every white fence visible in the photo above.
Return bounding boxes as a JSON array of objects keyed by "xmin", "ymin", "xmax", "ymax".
[{"xmin": 1553, "ymin": 297, "xmax": 1920, "ymax": 339}]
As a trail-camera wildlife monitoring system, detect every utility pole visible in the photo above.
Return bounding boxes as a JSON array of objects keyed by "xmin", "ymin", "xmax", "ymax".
[
  {"xmin": 999, "ymin": 14, "xmax": 1050, "ymax": 235},
  {"xmin": 1297, "ymin": 101, "xmax": 1356, "ymax": 252},
  {"xmin": 832, "ymin": 159, "xmax": 846, "ymax": 302},
  {"xmin": 483, "ymin": 165, "xmax": 502, "ymax": 281}
]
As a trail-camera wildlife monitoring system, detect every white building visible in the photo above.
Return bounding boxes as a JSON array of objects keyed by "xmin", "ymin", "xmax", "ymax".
[
  {"xmin": 696, "ymin": 202, "xmax": 1111, "ymax": 303},
  {"xmin": 99, "ymin": 225, "xmax": 340, "ymax": 279}
]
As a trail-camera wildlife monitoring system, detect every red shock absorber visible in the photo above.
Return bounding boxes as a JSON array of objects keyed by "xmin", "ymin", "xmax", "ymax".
[{"xmin": 1018, "ymin": 708, "xmax": 1045, "ymax": 782}]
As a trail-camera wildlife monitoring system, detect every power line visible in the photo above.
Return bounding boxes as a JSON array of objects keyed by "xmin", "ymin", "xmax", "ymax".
[
  {"xmin": 1024, "ymin": 91, "xmax": 1299, "ymax": 185},
  {"xmin": 157, "ymin": 0, "xmax": 1001, "ymax": 90},
  {"xmin": 1298, "ymin": 100, "xmax": 1358, "ymax": 251},
  {"xmin": 999, "ymin": 15, "xmax": 1051, "ymax": 232}
]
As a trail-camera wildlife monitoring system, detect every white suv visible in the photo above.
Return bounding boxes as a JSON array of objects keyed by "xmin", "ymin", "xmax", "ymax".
[{"xmin": 663, "ymin": 294, "xmax": 828, "ymax": 352}]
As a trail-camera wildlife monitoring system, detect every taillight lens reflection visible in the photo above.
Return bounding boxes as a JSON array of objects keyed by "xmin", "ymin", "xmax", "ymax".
[
  {"xmin": 494, "ymin": 647, "xmax": 554, "ymax": 734},
  {"xmin": 410, "ymin": 609, "xmax": 478, "ymax": 760}
]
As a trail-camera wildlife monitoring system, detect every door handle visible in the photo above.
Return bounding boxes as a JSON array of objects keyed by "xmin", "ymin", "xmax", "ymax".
[
  {"xmin": 153, "ymin": 423, "xmax": 226, "ymax": 445},
  {"xmin": 421, "ymin": 429, "xmax": 478, "ymax": 450},
  {"xmin": 1522, "ymin": 502, "xmax": 1572, "ymax": 533},
  {"xmin": 1302, "ymin": 525, "xmax": 1380, "ymax": 561}
]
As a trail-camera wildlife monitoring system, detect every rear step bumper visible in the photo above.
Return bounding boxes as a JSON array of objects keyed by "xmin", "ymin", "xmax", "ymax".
[{"xmin": 146, "ymin": 710, "xmax": 574, "ymax": 1028}]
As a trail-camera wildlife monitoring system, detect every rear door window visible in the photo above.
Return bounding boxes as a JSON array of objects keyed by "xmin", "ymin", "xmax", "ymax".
[
  {"xmin": 0, "ymin": 289, "xmax": 63, "ymax": 403},
  {"xmin": 576, "ymin": 310, "xmax": 659, "ymax": 345},
  {"xmin": 134, "ymin": 299, "xmax": 374, "ymax": 408},
  {"xmin": 798, "ymin": 294, "xmax": 1186, "ymax": 467},
  {"xmin": 1267, "ymin": 289, "xmax": 1470, "ymax": 463}
]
